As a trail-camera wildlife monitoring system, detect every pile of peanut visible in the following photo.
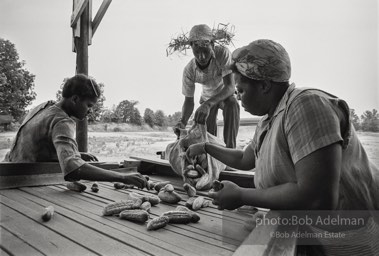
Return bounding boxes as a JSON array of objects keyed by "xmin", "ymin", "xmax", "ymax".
[
  {"xmin": 102, "ymin": 177, "xmax": 216, "ymax": 231},
  {"xmin": 183, "ymin": 153, "xmax": 208, "ymax": 179}
]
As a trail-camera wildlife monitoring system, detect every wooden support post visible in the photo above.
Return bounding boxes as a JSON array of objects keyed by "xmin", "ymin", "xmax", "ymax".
[
  {"xmin": 72, "ymin": 0, "xmax": 110, "ymax": 151},
  {"xmin": 74, "ymin": 2, "xmax": 90, "ymax": 152}
]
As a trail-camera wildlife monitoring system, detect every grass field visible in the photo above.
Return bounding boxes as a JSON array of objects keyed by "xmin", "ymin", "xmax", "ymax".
[{"xmin": 1, "ymin": 127, "xmax": 378, "ymax": 167}]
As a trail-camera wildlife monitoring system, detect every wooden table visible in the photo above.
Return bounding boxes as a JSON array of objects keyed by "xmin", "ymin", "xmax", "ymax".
[{"xmin": 0, "ymin": 159, "xmax": 298, "ymax": 256}]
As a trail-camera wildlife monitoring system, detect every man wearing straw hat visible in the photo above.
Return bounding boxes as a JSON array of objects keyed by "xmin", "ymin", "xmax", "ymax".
[{"xmin": 172, "ymin": 24, "xmax": 240, "ymax": 148}]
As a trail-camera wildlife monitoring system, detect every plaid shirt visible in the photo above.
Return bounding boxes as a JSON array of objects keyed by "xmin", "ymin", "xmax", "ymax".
[
  {"xmin": 250, "ymin": 83, "xmax": 379, "ymax": 210},
  {"xmin": 4, "ymin": 101, "xmax": 85, "ymax": 177}
]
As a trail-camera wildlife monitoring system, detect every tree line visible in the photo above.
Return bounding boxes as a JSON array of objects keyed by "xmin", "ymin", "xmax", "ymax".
[
  {"xmin": 1, "ymin": 37, "xmax": 379, "ymax": 132},
  {"xmin": 55, "ymin": 79, "xmax": 181, "ymax": 127},
  {"xmin": 350, "ymin": 109, "xmax": 379, "ymax": 132}
]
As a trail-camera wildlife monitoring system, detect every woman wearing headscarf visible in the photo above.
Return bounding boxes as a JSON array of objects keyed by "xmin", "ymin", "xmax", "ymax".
[{"xmin": 186, "ymin": 39, "xmax": 379, "ymax": 255}]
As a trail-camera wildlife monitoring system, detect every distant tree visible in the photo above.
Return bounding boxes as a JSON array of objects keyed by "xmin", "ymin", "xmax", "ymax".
[
  {"xmin": 55, "ymin": 78, "xmax": 68, "ymax": 102},
  {"xmin": 0, "ymin": 38, "xmax": 36, "ymax": 121},
  {"xmin": 350, "ymin": 109, "xmax": 361, "ymax": 131},
  {"xmin": 100, "ymin": 106, "xmax": 119, "ymax": 123},
  {"xmin": 56, "ymin": 78, "xmax": 106, "ymax": 123},
  {"xmin": 361, "ymin": 109, "xmax": 379, "ymax": 132},
  {"xmin": 114, "ymin": 100, "xmax": 142, "ymax": 125},
  {"xmin": 100, "ymin": 108, "xmax": 112, "ymax": 123},
  {"xmin": 154, "ymin": 110, "xmax": 167, "ymax": 127},
  {"xmin": 87, "ymin": 82, "xmax": 105, "ymax": 123},
  {"xmin": 130, "ymin": 108, "xmax": 142, "ymax": 125},
  {"xmin": 143, "ymin": 108, "xmax": 155, "ymax": 127},
  {"xmin": 166, "ymin": 111, "xmax": 182, "ymax": 126}
]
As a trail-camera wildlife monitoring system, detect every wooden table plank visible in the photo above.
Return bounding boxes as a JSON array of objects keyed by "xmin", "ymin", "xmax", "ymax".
[
  {"xmin": 0, "ymin": 247, "xmax": 12, "ymax": 256},
  {"xmin": 233, "ymin": 211, "xmax": 298, "ymax": 256},
  {"xmin": 0, "ymin": 226, "xmax": 44, "ymax": 256},
  {"xmin": 0, "ymin": 162, "xmax": 120, "ymax": 176},
  {"xmin": 99, "ymin": 181, "xmax": 252, "ymax": 224},
  {"xmin": 1, "ymin": 193, "xmax": 150, "ymax": 256},
  {"xmin": 0, "ymin": 157, "xmax": 298, "ymax": 256},
  {"xmin": 50, "ymin": 184, "xmax": 242, "ymax": 252},
  {"xmin": 129, "ymin": 156, "xmax": 255, "ymax": 188},
  {"xmin": 11, "ymin": 187, "xmax": 194, "ymax": 256},
  {"xmin": 145, "ymin": 174, "xmax": 259, "ymax": 222},
  {"xmin": 0, "ymin": 162, "xmax": 125, "ymax": 189},
  {"xmin": 0, "ymin": 199, "xmax": 95, "ymax": 256},
  {"xmin": 93, "ymin": 183, "xmax": 252, "ymax": 246},
  {"xmin": 1, "ymin": 189, "xmax": 175, "ymax": 256},
  {"xmin": 15, "ymin": 186, "xmax": 234, "ymax": 256}
]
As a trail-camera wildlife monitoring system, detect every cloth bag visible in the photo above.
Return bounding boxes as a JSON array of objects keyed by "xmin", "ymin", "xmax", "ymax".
[{"xmin": 165, "ymin": 124, "xmax": 226, "ymax": 190}]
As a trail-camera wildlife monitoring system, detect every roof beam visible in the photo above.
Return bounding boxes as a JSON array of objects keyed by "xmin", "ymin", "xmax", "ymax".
[
  {"xmin": 92, "ymin": 0, "xmax": 112, "ymax": 36},
  {"xmin": 71, "ymin": 0, "xmax": 89, "ymax": 27}
]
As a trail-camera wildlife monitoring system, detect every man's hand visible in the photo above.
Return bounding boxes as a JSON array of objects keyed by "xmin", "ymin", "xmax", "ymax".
[
  {"xmin": 186, "ymin": 142, "xmax": 206, "ymax": 162},
  {"xmin": 208, "ymin": 180, "xmax": 244, "ymax": 210},
  {"xmin": 122, "ymin": 173, "xmax": 148, "ymax": 189},
  {"xmin": 194, "ymin": 103, "xmax": 211, "ymax": 124},
  {"xmin": 173, "ymin": 120, "xmax": 186, "ymax": 138},
  {"xmin": 80, "ymin": 152, "xmax": 98, "ymax": 162}
]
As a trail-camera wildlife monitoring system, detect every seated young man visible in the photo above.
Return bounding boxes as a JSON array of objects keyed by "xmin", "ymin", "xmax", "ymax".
[{"xmin": 4, "ymin": 74, "xmax": 146, "ymax": 188}]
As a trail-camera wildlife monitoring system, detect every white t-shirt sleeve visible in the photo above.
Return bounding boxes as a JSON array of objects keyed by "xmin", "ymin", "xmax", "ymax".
[
  {"xmin": 216, "ymin": 46, "xmax": 233, "ymax": 77},
  {"xmin": 182, "ymin": 61, "xmax": 195, "ymax": 97}
]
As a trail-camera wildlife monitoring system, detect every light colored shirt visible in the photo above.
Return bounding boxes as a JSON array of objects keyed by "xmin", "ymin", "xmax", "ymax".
[
  {"xmin": 4, "ymin": 101, "xmax": 86, "ymax": 177},
  {"xmin": 250, "ymin": 83, "xmax": 379, "ymax": 210},
  {"xmin": 182, "ymin": 45, "xmax": 233, "ymax": 101}
]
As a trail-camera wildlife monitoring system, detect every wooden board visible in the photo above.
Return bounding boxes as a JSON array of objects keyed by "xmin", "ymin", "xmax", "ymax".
[
  {"xmin": 0, "ymin": 175, "xmax": 258, "ymax": 255},
  {"xmin": 0, "ymin": 227, "xmax": 44, "ymax": 256},
  {"xmin": 0, "ymin": 162, "xmax": 125, "ymax": 189},
  {"xmin": 71, "ymin": 0, "xmax": 89, "ymax": 27},
  {"xmin": 0, "ymin": 199, "xmax": 95, "ymax": 255},
  {"xmin": 91, "ymin": 0, "xmax": 112, "ymax": 36},
  {"xmin": 233, "ymin": 211, "xmax": 298, "ymax": 256},
  {"xmin": 0, "ymin": 162, "xmax": 121, "ymax": 176},
  {"xmin": 0, "ymin": 163, "xmax": 297, "ymax": 255},
  {"xmin": 130, "ymin": 155, "xmax": 255, "ymax": 188}
]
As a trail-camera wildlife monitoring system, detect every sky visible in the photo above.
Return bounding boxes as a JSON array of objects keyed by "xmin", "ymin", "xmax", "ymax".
[{"xmin": 0, "ymin": 0, "xmax": 378, "ymax": 119}]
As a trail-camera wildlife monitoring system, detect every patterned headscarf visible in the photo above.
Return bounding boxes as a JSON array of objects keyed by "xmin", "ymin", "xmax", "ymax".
[{"xmin": 232, "ymin": 39, "xmax": 291, "ymax": 82}]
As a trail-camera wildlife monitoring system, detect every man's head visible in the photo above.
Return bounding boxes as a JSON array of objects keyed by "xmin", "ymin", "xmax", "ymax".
[
  {"xmin": 231, "ymin": 39, "xmax": 291, "ymax": 116},
  {"xmin": 189, "ymin": 24, "xmax": 215, "ymax": 68},
  {"xmin": 61, "ymin": 74, "xmax": 100, "ymax": 120}
]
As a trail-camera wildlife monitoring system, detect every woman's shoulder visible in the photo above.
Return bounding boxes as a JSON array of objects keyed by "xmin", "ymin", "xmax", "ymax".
[{"xmin": 286, "ymin": 87, "xmax": 336, "ymax": 112}]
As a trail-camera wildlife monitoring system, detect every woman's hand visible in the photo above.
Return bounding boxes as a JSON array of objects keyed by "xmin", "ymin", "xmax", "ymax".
[
  {"xmin": 122, "ymin": 173, "xmax": 148, "ymax": 189},
  {"xmin": 208, "ymin": 180, "xmax": 244, "ymax": 210},
  {"xmin": 80, "ymin": 152, "xmax": 99, "ymax": 162},
  {"xmin": 185, "ymin": 142, "xmax": 206, "ymax": 162}
]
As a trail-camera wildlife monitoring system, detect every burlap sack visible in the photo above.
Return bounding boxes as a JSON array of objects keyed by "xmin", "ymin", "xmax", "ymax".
[{"xmin": 165, "ymin": 124, "xmax": 226, "ymax": 190}]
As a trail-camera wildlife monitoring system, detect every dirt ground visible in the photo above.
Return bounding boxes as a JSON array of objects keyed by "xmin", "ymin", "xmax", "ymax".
[{"xmin": 1, "ymin": 130, "xmax": 378, "ymax": 167}]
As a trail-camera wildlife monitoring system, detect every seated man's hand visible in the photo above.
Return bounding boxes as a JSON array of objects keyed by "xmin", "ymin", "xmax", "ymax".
[
  {"xmin": 173, "ymin": 120, "xmax": 186, "ymax": 138},
  {"xmin": 194, "ymin": 103, "xmax": 211, "ymax": 124},
  {"xmin": 208, "ymin": 180, "xmax": 244, "ymax": 210},
  {"xmin": 122, "ymin": 173, "xmax": 148, "ymax": 189},
  {"xmin": 80, "ymin": 152, "xmax": 99, "ymax": 162}
]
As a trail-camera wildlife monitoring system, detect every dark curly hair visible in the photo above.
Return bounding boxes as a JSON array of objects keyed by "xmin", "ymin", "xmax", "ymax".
[{"xmin": 62, "ymin": 74, "xmax": 100, "ymax": 99}]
